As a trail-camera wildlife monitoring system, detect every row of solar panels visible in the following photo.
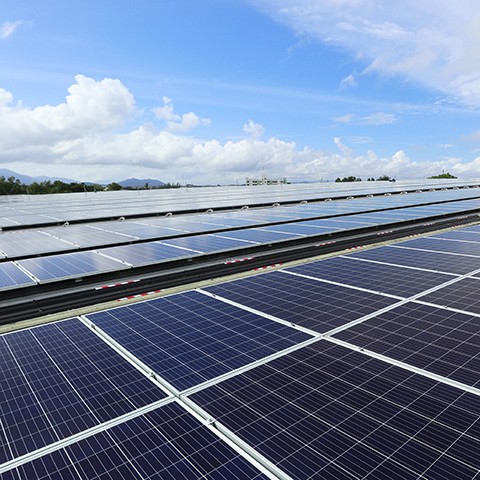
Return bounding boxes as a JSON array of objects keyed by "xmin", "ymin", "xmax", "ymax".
[
  {"xmin": 2, "ymin": 221, "xmax": 480, "ymax": 478},
  {"xmin": 2, "ymin": 199, "xmax": 480, "ymax": 292},
  {"xmin": 1, "ymin": 180, "xmax": 479, "ymax": 227},
  {"xmin": 3, "ymin": 189, "xmax": 480, "ymax": 259}
]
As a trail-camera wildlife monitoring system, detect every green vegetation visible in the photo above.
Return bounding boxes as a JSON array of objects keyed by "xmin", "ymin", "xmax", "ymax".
[
  {"xmin": 428, "ymin": 172, "xmax": 457, "ymax": 179},
  {"xmin": 335, "ymin": 176, "xmax": 362, "ymax": 182},
  {"xmin": 0, "ymin": 176, "xmax": 182, "ymax": 195}
]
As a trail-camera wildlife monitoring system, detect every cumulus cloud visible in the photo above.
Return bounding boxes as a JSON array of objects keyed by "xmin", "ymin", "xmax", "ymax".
[
  {"xmin": 0, "ymin": 21, "xmax": 23, "ymax": 39},
  {"xmin": 253, "ymin": 0, "xmax": 480, "ymax": 106},
  {"xmin": 1, "ymin": 75, "xmax": 478, "ymax": 184},
  {"xmin": 243, "ymin": 119, "xmax": 265, "ymax": 139},
  {"xmin": 152, "ymin": 97, "xmax": 210, "ymax": 133}
]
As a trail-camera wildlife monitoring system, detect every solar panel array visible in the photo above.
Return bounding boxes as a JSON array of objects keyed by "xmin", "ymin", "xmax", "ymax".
[
  {"xmin": 3, "ymin": 187, "xmax": 480, "ymax": 293},
  {"xmin": 3, "ymin": 215, "xmax": 480, "ymax": 478}
]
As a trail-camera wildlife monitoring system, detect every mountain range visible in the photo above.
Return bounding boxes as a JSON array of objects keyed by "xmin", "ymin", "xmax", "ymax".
[{"xmin": 0, "ymin": 169, "xmax": 165, "ymax": 187}]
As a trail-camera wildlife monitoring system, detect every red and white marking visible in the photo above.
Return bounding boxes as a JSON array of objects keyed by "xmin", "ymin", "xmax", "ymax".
[
  {"xmin": 117, "ymin": 289, "xmax": 162, "ymax": 301},
  {"xmin": 95, "ymin": 279, "xmax": 141, "ymax": 290},
  {"xmin": 225, "ymin": 257, "xmax": 254, "ymax": 264},
  {"xmin": 254, "ymin": 263, "xmax": 283, "ymax": 271}
]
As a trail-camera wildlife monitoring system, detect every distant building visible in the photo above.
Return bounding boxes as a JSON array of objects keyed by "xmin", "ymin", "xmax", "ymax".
[{"xmin": 246, "ymin": 175, "xmax": 288, "ymax": 186}]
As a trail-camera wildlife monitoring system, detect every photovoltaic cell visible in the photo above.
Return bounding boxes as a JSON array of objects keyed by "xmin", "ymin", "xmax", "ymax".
[
  {"xmin": 189, "ymin": 340, "xmax": 480, "ymax": 479},
  {"xmin": 0, "ymin": 231, "xmax": 75, "ymax": 258},
  {"xmin": 395, "ymin": 237, "xmax": 480, "ymax": 256},
  {"xmin": 432, "ymin": 230, "xmax": 480, "ymax": 243},
  {"xmin": 204, "ymin": 271, "xmax": 398, "ymax": 333},
  {"xmin": 91, "ymin": 221, "xmax": 179, "ymax": 240},
  {"xmin": 286, "ymin": 256, "xmax": 455, "ymax": 297},
  {"xmin": 162, "ymin": 234, "xmax": 251, "ymax": 253},
  {"xmin": 0, "ymin": 263, "xmax": 36, "ymax": 291},
  {"xmin": 16, "ymin": 251, "xmax": 126, "ymax": 282},
  {"xmin": 7, "ymin": 402, "xmax": 267, "ymax": 480},
  {"xmin": 335, "ymin": 302, "xmax": 480, "ymax": 387},
  {"xmin": 0, "ymin": 318, "xmax": 166, "ymax": 464},
  {"xmin": 349, "ymin": 245, "xmax": 480, "ymax": 275},
  {"xmin": 97, "ymin": 241, "xmax": 196, "ymax": 267},
  {"xmin": 417, "ymin": 277, "xmax": 480, "ymax": 314},
  {"xmin": 86, "ymin": 290, "xmax": 311, "ymax": 391},
  {"xmin": 43, "ymin": 225, "xmax": 134, "ymax": 248},
  {"xmin": 216, "ymin": 228, "xmax": 300, "ymax": 243}
]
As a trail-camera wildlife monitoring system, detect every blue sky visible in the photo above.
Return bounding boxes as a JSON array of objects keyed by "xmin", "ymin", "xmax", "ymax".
[{"xmin": 2, "ymin": 0, "xmax": 480, "ymax": 184}]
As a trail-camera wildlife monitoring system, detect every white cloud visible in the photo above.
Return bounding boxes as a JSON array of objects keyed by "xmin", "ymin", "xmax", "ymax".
[
  {"xmin": 153, "ymin": 97, "xmax": 210, "ymax": 133},
  {"xmin": 0, "ymin": 21, "xmax": 23, "ymax": 39},
  {"xmin": 253, "ymin": 0, "xmax": 480, "ymax": 106},
  {"xmin": 333, "ymin": 111, "xmax": 396, "ymax": 125},
  {"xmin": 1, "ymin": 75, "xmax": 479, "ymax": 184},
  {"xmin": 243, "ymin": 120, "xmax": 265, "ymax": 139},
  {"xmin": 339, "ymin": 74, "xmax": 357, "ymax": 90}
]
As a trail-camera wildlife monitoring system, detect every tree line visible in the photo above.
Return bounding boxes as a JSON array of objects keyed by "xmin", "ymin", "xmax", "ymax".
[{"xmin": 0, "ymin": 176, "xmax": 182, "ymax": 195}]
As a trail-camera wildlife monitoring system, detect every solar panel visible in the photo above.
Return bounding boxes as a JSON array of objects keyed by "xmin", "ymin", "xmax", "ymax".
[
  {"xmin": 417, "ymin": 278, "xmax": 480, "ymax": 314},
  {"xmin": 161, "ymin": 234, "xmax": 251, "ymax": 254},
  {"xmin": 97, "ymin": 241, "xmax": 196, "ymax": 267},
  {"xmin": 16, "ymin": 251, "xmax": 126, "ymax": 282},
  {"xmin": 216, "ymin": 228, "xmax": 300, "ymax": 243},
  {"xmin": 0, "ymin": 318, "xmax": 166, "ymax": 463},
  {"xmin": 189, "ymin": 340, "xmax": 480, "ymax": 479},
  {"xmin": 286, "ymin": 256, "xmax": 456, "ymax": 297},
  {"xmin": 7, "ymin": 401, "xmax": 267, "ymax": 480},
  {"xmin": 334, "ymin": 302, "xmax": 480, "ymax": 387},
  {"xmin": 204, "ymin": 271, "xmax": 398, "ymax": 333},
  {"xmin": 0, "ymin": 263, "xmax": 36, "ymax": 291},
  {"xmin": 395, "ymin": 237, "xmax": 480, "ymax": 256},
  {"xmin": 260, "ymin": 223, "xmax": 334, "ymax": 236},
  {"xmin": 0, "ymin": 231, "xmax": 76, "ymax": 258},
  {"xmin": 300, "ymin": 218, "xmax": 372, "ymax": 229},
  {"xmin": 349, "ymin": 245, "xmax": 480, "ymax": 275},
  {"xmin": 85, "ymin": 290, "xmax": 311, "ymax": 391},
  {"xmin": 91, "ymin": 221, "xmax": 178, "ymax": 240},
  {"xmin": 432, "ymin": 230, "xmax": 480, "ymax": 243},
  {"xmin": 43, "ymin": 225, "xmax": 134, "ymax": 248}
]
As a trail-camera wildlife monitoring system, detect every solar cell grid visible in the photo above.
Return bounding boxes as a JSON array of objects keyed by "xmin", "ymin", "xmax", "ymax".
[
  {"xmin": 161, "ymin": 234, "xmax": 251, "ymax": 253},
  {"xmin": 42, "ymin": 225, "xmax": 134, "ymax": 247},
  {"xmin": 417, "ymin": 277, "xmax": 480, "ymax": 314},
  {"xmin": 0, "ymin": 263, "xmax": 36, "ymax": 290},
  {"xmin": 216, "ymin": 228, "xmax": 300, "ymax": 243},
  {"xmin": 432, "ymin": 230, "xmax": 480, "ymax": 243},
  {"xmin": 350, "ymin": 245, "xmax": 480, "ymax": 275},
  {"xmin": 16, "ymin": 251, "xmax": 126, "ymax": 282},
  {"xmin": 8, "ymin": 402, "xmax": 267, "ymax": 480},
  {"xmin": 0, "ymin": 318, "xmax": 166, "ymax": 464},
  {"xmin": 97, "ymin": 242, "xmax": 195, "ymax": 267},
  {"xmin": 286, "ymin": 256, "xmax": 455, "ymax": 297},
  {"xmin": 395, "ymin": 237, "xmax": 480, "ymax": 256},
  {"xmin": 189, "ymin": 340, "xmax": 480, "ymax": 479},
  {"xmin": 86, "ymin": 290, "xmax": 311, "ymax": 391},
  {"xmin": 0, "ymin": 231, "xmax": 75, "ymax": 258},
  {"xmin": 334, "ymin": 302, "xmax": 480, "ymax": 387},
  {"xmin": 204, "ymin": 271, "xmax": 398, "ymax": 333}
]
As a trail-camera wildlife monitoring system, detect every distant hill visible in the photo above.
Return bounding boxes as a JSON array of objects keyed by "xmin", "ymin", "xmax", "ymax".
[
  {"xmin": 118, "ymin": 178, "xmax": 166, "ymax": 188},
  {"xmin": 0, "ymin": 168, "xmax": 77, "ymax": 185}
]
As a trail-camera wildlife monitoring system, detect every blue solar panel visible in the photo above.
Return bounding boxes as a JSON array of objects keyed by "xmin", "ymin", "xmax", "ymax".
[
  {"xmin": 204, "ymin": 271, "xmax": 398, "ymax": 333},
  {"xmin": 350, "ymin": 245, "xmax": 480, "ymax": 275},
  {"xmin": 396, "ymin": 237, "xmax": 480, "ymax": 256},
  {"xmin": 432, "ymin": 230, "xmax": 480, "ymax": 243},
  {"xmin": 260, "ymin": 223, "xmax": 335, "ymax": 236},
  {"xmin": 0, "ymin": 231, "xmax": 76, "ymax": 258},
  {"xmin": 417, "ymin": 278, "xmax": 480, "ymax": 314},
  {"xmin": 0, "ymin": 318, "xmax": 166, "ymax": 463},
  {"xmin": 300, "ymin": 218, "xmax": 373, "ymax": 229},
  {"xmin": 44, "ymin": 225, "xmax": 135, "ymax": 247},
  {"xmin": 189, "ymin": 340, "xmax": 480, "ymax": 479},
  {"xmin": 97, "ymin": 241, "xmax": 196, "ymax": 267},
  {"xmin": 16, "ymin": 251, "xmax": 126, "ymax": 282},
  {"xmin": 0, "ymin": 262, "xmax": 36, "ymax": 291},
  {"xmin": 162, "ymin": 234, "xmax": 250, "ymax": 253},
  {"xmin": 335, "ymin": 302, "xmax": 480, "ymax": 387},
  {"xmin": 92, "ymin": 221, "xmax": 180, "ymax": 239},
  {"xmin": 217, "ymin": 228, "xmax": 300, "ymax": 243},
  {"xmin": 86, "ymin": 290, "xmax": 311, "ymax": 391},
  {"xmin": 8, "ymin": 402, "xmax": 267, "ymax": 480},
  {"xmin": 287, "ymin": 256, "xmax": 455, "ymax": 297}
]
